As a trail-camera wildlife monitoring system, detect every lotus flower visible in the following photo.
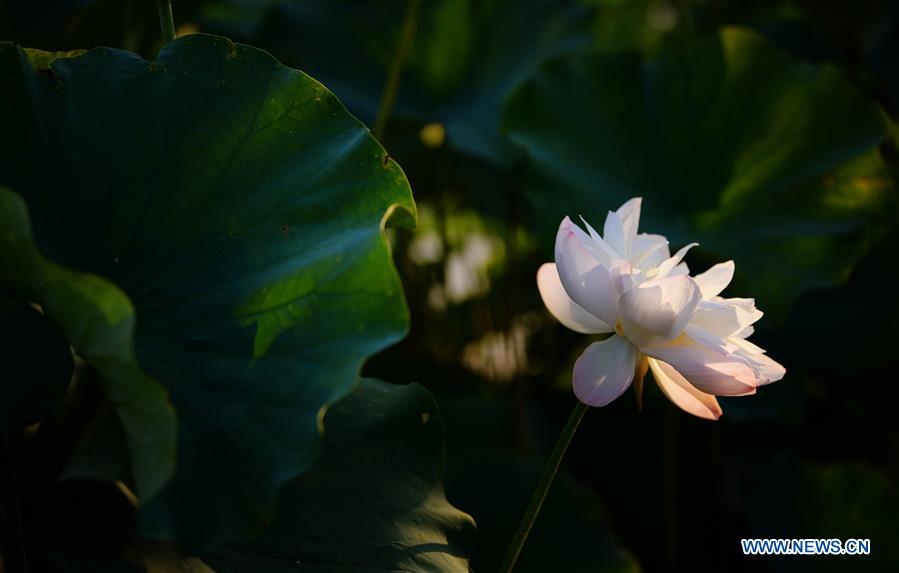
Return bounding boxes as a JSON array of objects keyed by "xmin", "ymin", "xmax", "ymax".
[{"xmin": 537, "ymin": 198, "xmax": 785, "ymax": 419}]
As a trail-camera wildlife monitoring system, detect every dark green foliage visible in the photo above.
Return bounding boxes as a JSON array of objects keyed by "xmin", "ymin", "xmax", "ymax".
[
  {"xmin": 0, "ymin": 34, "xmax": 414, "ymax": 549},
  {"xmin": 506, "ymin": 28, "xmax": 893, "ymax": 318}
]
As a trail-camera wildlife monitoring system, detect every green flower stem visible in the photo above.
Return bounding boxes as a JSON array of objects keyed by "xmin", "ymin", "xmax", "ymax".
[
  {"xmin": 372, "ymin": 0, "xmax": 420, "ymax": 140},
  {"xmin": 498, "ymin": 400, "xmax": 589, "ymax": 573},
  {"xmin": 156, "ymin": 0, "xmax": 176, "ymax": 44}
]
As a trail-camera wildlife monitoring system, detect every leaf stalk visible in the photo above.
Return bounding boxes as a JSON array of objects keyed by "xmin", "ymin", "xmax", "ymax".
[
  {"xmin": 156, "ymin": 0, "xmax": 176, "ymax": 44},
  {"xmin": 373, "ymin": 0, "xmax": 420, "ymax": 140}
]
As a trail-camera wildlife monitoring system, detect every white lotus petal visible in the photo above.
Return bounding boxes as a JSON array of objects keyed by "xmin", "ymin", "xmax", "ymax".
[
  {"xmin": 734, "ymin": 325, "xmax": 754, "ymax": 338},
  {"xmin": 555, "ymin": 223, "xmax": 619, "ymax": 325},
  {"xmin": 690, "ymin": 300, "xmax": 743, "ymax": 337},
  {"xmin": 694, "ymin": 261, "xmax": 735, "ymax": 298},
  {"xmin": 683, "ymin": 324, "xmax": 729, "ymax": 353},
  {"xmin": 603, "ymin": 210, "xmax": 627, "ymax": 258},
  {"xmin": 656, "ymin": 242, "xmax": 698, "ymax": 279},
  {"xmin": 632, "ymin": 233, "xmax": 670, "ymax": 268},
  {"xmin": 573, "ymin": 335, "xmax": 638, "ymax": 407},
  {"xmin": 611, "ymin": 260, "xmax": 640, "ymax": 295},
  {"xmin": 616, "ymin": 197, "xmax": 642, "ymax": 243},
  {"xmin": 643, "ymin": 333, "xmax": 758, "ymax": 396},
  {"xmin": 729, "ymin": 335, "xmax": 765, "ymax": 355},
  {"xmin": 729, "ymin": 337, "xmax": 786, "ymax": 385},
  {"xmin": 581, "ymin": 214, "xmax": 603, "ymax": 243},
  {"xmin": 649, "ymin": 358, "xmax": 722, "ymax": 420},
  {"xmin": 619, "ymin": 274, "xmax": 702, "ymax": 340},
  {"xmin": 537, "ymin": 263, "xmax": 612, "ymax": 334},
  {"xmin": 745, "ymin": 353, "xmax": 786, "ymax": 385},
  {"xmin": 579, "ymin": 215, "xmax": 618, "ymax": 265},
  {"xmin": 723, "ymin": 297, "xmax": 764, "ymax": 330}
]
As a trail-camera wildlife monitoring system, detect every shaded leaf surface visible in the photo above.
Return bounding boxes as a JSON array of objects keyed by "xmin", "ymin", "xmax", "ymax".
[{"xmin": 204, "ymin": 379, "xmax": 475, "ymax": 573}]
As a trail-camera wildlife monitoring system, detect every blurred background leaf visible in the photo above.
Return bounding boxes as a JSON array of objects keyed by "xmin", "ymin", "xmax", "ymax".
[
  {"xmin": 505, "ymin": 27, "xmax": 894, "ymax": 319},
  {"xmin": 198, "ymin": 0, "xmax": 593, "ymax": 165}
]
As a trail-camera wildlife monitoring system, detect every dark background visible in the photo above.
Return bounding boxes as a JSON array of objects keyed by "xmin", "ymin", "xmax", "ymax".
[{"xmin": 2, "ymin": 1, "xmax": 898, "ymax": 571}]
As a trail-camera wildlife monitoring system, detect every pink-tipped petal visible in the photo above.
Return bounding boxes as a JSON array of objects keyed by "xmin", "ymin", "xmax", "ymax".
[
  {"xmin": 537, "ymin": 263, "xmax": 612, "ymax": 334},
  {"xmin": 573, "ymin": 335, "xmax": 638, "ymax": 407},
  {"xmin": 643, "ymin": 334, "xmax": 759, "ymax": 396},
  {"xmin": 729, "ymin": 337, "xmax": 786, "ymax": 385},
  {"xmin": 694, "ymin": 261, "xmax": 735, "ymax": 298},
  {"xmin": 649, "ymin": 358, "xmax": 722, "ymax": 420},
  {"xmin": 556, "ymin": 216, "xmax": 597, "ymax": 257},
  {"xmin": 555, "ymin": 223, "xmax": 619, "ymax": 325}
]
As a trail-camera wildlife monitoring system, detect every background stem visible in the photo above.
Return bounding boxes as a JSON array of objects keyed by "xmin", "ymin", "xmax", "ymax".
[
  {"xmin": 372, "ymin": 0, "xmax": 420, "ymax": 140},
  {"xmin": 2, "ymin": 431, "xmax": 27, "ymax": 573},
  {"xmin": 498, "ymin": 400, "xmax": 589, "ymax": 573},
  {"xmin": 156, "ymin": 0, "xmax": 176, "ymax": 44}
]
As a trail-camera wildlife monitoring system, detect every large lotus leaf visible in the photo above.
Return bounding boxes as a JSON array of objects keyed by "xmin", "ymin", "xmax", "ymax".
[
  {"xmin": 505, "ymin": 27, "xmax": 893, "ymax": 317},
  {"xmin": 445, "ymin": 447, "xmax": 640, "ymax": 573},
  {"xmin": 0, "ymin": 287, "xmax": 74, "ymax": 429},
  {"xmin": 0, "ymin": 35, "xmax": 415, "ymax": 549},
  {"xmin": 200, "ymin": 0, "xmax": 592, "ymax": 164},
  {"xmin": 203, "ymin": 379, "xmax": 475, "ymax": 573}
]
